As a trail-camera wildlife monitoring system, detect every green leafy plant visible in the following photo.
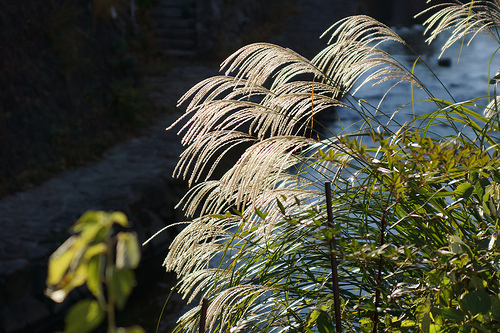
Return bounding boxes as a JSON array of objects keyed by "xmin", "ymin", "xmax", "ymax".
[
  {"xmin": 45, "ymin": 211, "xmax": 144, "ymax": 333},
  {"xmin": 159, "ymin": 0, "xmax": 500, "ymax": 332}
]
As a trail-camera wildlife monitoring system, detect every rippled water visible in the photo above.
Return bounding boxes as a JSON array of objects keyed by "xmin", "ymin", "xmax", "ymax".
[{"xmin": 329, "ymin": 26, "xmax": 500, "ymax": 139}]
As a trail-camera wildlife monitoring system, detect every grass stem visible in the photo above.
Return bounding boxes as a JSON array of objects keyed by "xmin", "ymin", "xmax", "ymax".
[
  {"xmin": 199, "ymin": 297, "xmax": 209, "ymax": 333},
  {"xmin": 325, "ymin": 181, "xmax": 342, "ymax": 333}
]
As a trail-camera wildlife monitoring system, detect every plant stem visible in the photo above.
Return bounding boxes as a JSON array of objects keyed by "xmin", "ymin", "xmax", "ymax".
[
  {"xmin": 106, "ymin": 238, "xmax": 116, "ymax": 333},
  {"xmin": 199, "ymin": 297, "xmax": 209, "ymax": 333},
  {"xmin": 325, "ymin": 182, "xmax": 342, "ymax": 333},
  {"xmin": 372, "ymin": 187, "xmax": 394, "ymax": 333},
  {"xmin": 371, "ymin": 212, "xmax": 386, "ymax": 333}
]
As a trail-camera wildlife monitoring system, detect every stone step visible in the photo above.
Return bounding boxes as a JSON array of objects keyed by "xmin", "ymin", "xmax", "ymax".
[
  {"xmin": 150, "ymin": 16, "xmax": 196, "ymax": 29},
  {"xmin": 149, "ymin": 0, "xmax": 197, "ymax": 58},
  {"xmin": 161, "ymin": 49, "xmax": 197, "ymax": 58},
  {"xmin": 154, "ymin": 27, "xmax": 196, "ymax": 39},
  {"xmin": 150, "ymin": 6, "xmax": 195, "ymax": 19},
  {"xmin": 158, "ymin": 0, "xmax": 196, "ymax": 6},
  {"xmin": 155, "ymin": 37, "xmax": 196, "ymax": 50}
]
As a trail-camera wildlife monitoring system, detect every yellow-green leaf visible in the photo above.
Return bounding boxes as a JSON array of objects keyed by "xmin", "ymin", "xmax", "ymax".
[
  {"xmin": 112, "ymin": 268, "xmax": 135, "ymax": 310},
  {"xmin": 64, "ymin": 300, "xmax": 104, "ymax": 333},
  {"xmin": 454, "ymin": 182, "xmax": 473, "ymax": 199},
  {"xmin": 110, "ymin": 211, "xmax": 129, "ymax": 227},
  {"xmin": 71, "ymin": 211, "xmax": 99, "ymax": 233},
  {"xmin": 117, "ymin": 326, "xmax": 146, "ymax": 333},
  {"xmin": 416, "ymin": 301, "xmax": 431, "ymax": 332},
  {"xmin": 491, "ymin": 294, "xmax": 500, "ymax": 321},
  {"xmin": 79, "ymin": 222, "xmax": 106, "ymax": 244},
  {"xmin": 429, "ymin": 324, "xmax": 443, "ymax": 333},
  {"xmin": 47, "ymin": 236, "xmax": 78, "ymax": 286},
  {"xmin": 87, "ymin": 254, "xmax": 104, "ymax": 302},
  {"xmin": 46, "ymin": 259, "xmax": 88, "ymax": 303},
  {"xmin": 84, "ymin": 243, "xmax": 107, "ymax": 260},
  {"xmin": 116, "ymin": 232, "xmax": 141, "ymax": 270}
]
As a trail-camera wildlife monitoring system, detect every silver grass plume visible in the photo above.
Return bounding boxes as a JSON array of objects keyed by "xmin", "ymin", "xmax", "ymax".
[
  {"xmin": 418, "ymin": 0, "xmax": 500, "ymax": 57},
  {"xmin": 162, "ymin": 14, "xmax": 435, "ymax": 333}
]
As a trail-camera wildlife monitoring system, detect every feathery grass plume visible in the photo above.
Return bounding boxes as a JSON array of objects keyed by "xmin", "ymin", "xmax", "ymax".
[
  {"xmin": 160, "ymin": 2, "xmax": 500, "ymax": 331},
  {"xmin": 419, "ymin": 0, "xmax": 500, "ymax": 57}
]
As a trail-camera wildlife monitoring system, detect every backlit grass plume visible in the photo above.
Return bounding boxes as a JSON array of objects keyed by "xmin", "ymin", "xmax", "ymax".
[{"xmin": 158, "ymin": 1, "xmax": 500, "ymax": 332}]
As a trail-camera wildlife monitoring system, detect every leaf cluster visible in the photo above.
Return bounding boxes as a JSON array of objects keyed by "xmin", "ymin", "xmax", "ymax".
[{"xmin": 45, "ymin": 211, "xmax": 144, "ymax": 333}]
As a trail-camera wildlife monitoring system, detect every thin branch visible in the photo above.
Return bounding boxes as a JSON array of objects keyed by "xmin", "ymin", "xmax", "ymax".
[
  {"xmin": 325, "ymin": 181, "xmax": 342, "ymax": 333},
  {"xmin": 372, "ymin": 186, "xmax": 395, "ymax": 333},
  {"xmin": 200, "ymin": 297, "xmax": 209, "ymax": 333}
]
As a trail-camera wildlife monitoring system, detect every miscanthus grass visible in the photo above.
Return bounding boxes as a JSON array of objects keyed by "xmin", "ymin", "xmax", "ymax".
[{"xmin": 154, "ymin": 1, "xmax": 500, "ymax": 332}]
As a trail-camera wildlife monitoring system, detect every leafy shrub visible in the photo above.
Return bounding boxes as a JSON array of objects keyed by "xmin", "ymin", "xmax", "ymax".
[
  {"xmin": 161, "ymin": 1, "xmax": 500, "ymax": 332},
  {"xmin": 46, "ymin": 211, "xmax": 144, "ymax": 333}
]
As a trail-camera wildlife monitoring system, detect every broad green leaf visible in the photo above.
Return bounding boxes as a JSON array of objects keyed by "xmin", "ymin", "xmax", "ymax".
[
  {"xmin": 439, "ymin": 287, "xmax": 453, "ymax": 307},
  {"xmin": 116, "ymin": 232, "xmax": 141, "ymax": 270},
  {"xmin": 454, "ymin": 182, "xmax": 473, "ymax": 199},
  {"xmin": 475, "ymin": 177, "xmax": 490, "ymax": 200},
  {"xmin": 433, "ymin": 307, "xmax": 465, "ymax": 321},
  {"xmin": 469, "ymin": 322, "xmax": 491, "ymax": 333},
  {"xmin": 458, "ymin": 326, "xmax": 472, "ymax": 333},
  {"xmin": 208, "ymin": 214, "xmax": 226, "ymax": 219},
  {"xmin": 64, "ymin": 299, "xmax": 104, "ymax": 333},
  {"xmin": 46, "ymin": 263, "xmax": 88, "ymax": 303},
  {"xmin": 493, "ymin": 169, "xmax": 500, "ymax": 183},
  {"xmin": 84, "ymin": 242, "xmax": 107, "ymax": 260},
  {"xmin": 87, "ymin": 254, "xmax": 104, "ymax": 302},
  {"xmin": 429, "ymin": 324, "xmax": 443, "ymax": 333},
  {"xmin": 316, "ymin": 311, "xmax": 335, "ymax": 333},
  {"xmin": 448, "ymin": 235, "xmax": 464, "ymax": 255},
  {"xmin": 112, "ymin": 268, "xmax": 135, "ymax": 310},
  {"xmin": 416, "ymin": 301, "xmax": 431, "ymax": 332},
  {"xmin": 47, "ymin": 236, "xmax": 78, "ymax": 286},
  {"xmin": 489, "ymin": 198, "xmax": 497, "ymax": 216},
  {"xmin": 79, "ymin": 222, "xmax": 106, "ymax": 244},
  {"xmin": 462, "ymin": 289, "xmax": 491, "ymax": 316},
  {"xmin": 359, "ymin": 318, "xmax": 372, "ymax": 331},
  {"xmin": 306, "ymin": 309, "xmax": 321, "ymax": 327},
  {"xmin": 490, "ymin": 294, "xmax": 500, "ymax": 321},
  {"xmin": 483, "ymin": 199, "xmax": 492, "ymax": 215},
  {"xmin": 70, "ymin": 211, "xmax": 99, "ymax": 233},
  {"xmin": 294, "ymin": 195, "xmax": 301, "ymax": 207}
]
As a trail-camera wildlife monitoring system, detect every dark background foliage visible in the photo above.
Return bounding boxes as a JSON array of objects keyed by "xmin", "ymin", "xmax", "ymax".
[{"xmin": 0, "ymin": 0, "xmax": 160, "ymax": 198}]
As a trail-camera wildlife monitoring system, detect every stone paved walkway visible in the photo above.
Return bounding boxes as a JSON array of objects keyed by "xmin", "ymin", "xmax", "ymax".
[{"xmin": 0, "ymin": 1, "xmax": 359, "ymax": 332}]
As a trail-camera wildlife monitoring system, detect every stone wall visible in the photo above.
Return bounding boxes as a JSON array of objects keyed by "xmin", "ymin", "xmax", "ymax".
[{"xmin": 195, "ymin": 0, "xmax": 266, "ymax": 56}]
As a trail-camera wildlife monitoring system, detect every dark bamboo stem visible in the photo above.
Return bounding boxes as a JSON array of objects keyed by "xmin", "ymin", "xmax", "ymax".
[
  {"xmin": 325, "ymin": 182, "xmax": 342, "ymax": 333},
  {"xmin": 199, "ymin": 297, "xmax": 209, "ymax": 333},
  {"xmin": 372, "ymin": 188, "xmax": 394, "ymax": 333},
  {"xmin": 372, "ymin": 212, "xmax": 386, "ymax": 333}
]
